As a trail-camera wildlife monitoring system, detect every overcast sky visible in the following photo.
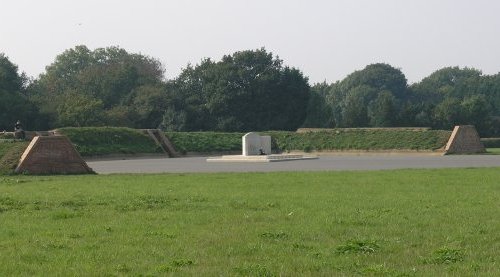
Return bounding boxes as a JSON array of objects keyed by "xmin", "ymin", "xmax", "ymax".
[{"xmin": 1, "ymin": 0, "xmax": 499, "ymax": 84}]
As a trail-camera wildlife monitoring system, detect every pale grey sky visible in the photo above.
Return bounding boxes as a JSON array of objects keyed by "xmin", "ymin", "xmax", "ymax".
[{"xmin": 1, "ymin": 0, "xmax": 499, "ymax": 84}]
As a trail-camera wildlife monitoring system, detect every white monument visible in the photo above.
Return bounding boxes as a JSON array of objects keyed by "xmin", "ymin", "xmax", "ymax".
[
  {"xmin": 242, "ymin": 132, "xmax": 271, "ymax": 156},
  {"xmin": 207, "ymin": 132, "xmax": 317, "ymax": 162}
]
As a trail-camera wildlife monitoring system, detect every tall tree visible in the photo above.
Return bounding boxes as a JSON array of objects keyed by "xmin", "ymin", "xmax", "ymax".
[
  {"xmin": 302, "ymin": 82, "xmax": 334, "ymax": 128},
  {"xmin": 409, "ymin": 67, "xmax": 497, "ymax": 135},
  {"xmin": 0, "ymin": 53, "xmax": 40, "ymax": 131},
  {"xmin": 163, "ymin": 48, "xmax": 310, "ymax": 132},
  {"xmin": 29, "ymin": 45, "xmax": 166, "ymax": 128},
  {"xmin": 369, "ymin": 91, "xmax": 398, "ymax": 127},
  {"xmin": 325, "ymin": 63, "xmax": 408, "ymax": 127}
]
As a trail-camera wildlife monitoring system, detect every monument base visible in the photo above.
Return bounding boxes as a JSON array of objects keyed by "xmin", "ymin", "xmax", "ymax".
[{"xmin": 206, "ymin": 154, "xmax": 318, "ymax": 163}]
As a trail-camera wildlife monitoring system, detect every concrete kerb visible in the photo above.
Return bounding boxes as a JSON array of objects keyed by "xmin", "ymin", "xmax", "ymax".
[
  {"xmin": 287, "ymin": 150, "xmax": 446, "ymax": 157},
  {"xmin": 207, "ymin": 154, "xmax": 318, "ymax": 163},
  {"xmin": 84, "ymin": 150, "xmax": 445, "ymax": 162}
]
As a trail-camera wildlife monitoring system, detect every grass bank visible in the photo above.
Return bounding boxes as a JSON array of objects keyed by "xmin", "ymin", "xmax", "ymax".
[
  {"xmin": 166, "ymin": 132, "xmax": 244, "ymax": 153},
  {"xmin": 57, "ymin": 127, "xmax": 162, "ymax": 156},
  {"xmin": 268, "ymin": 129, "xmax": 451, "ymax": 152},
  {"xmin": 0, "ymin": 141, "xmax": 29, "ymax": 174},
  {"xmin": 3, "ymin": 128, "xmax": 449, "ymax": 158},
  {"xmin": 0, "ymin": 133, "xmax": 14, "ymax": 139},
  {"xmin": 167, "ymin": 129, "xmax": 452, "ymax": 153},
  {"xmin": 0, "ymin": 168, "xmax": 498, "ymax": 275},
  {"xmin": 487, "ymin": 148, "xmax": 500, "ymax": 154}
]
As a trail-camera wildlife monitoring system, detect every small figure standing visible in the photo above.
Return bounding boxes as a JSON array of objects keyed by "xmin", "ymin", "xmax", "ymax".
[{"xmin": 14, "ymin": 120, "xmax": 25, "ymax": 140}]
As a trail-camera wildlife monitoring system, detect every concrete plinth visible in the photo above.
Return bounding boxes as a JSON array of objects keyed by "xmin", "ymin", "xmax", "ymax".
[{"xmin": 207, "ymin": 154, "xmax": 318, "ymax": 163}]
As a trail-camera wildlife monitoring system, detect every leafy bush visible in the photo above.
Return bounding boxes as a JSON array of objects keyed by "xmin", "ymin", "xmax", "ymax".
[{"xmin": 57, "ymin": 127, "xmax": 162, "ymax": 156}]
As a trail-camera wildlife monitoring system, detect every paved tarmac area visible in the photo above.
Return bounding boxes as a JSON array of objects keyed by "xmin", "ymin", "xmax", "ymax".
[{"xmin": 87, "ymin": 155, "xmax": 500, "ymax": 174}]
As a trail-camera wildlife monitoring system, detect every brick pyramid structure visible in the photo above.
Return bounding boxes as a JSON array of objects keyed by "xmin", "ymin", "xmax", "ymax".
[
  {"xmin": 15, "ymin": 136, "xmax": 93, "ymax": 174},
  {"xmin": 445, "ymin": 125, "xmax": 485, "ymax": 154}
]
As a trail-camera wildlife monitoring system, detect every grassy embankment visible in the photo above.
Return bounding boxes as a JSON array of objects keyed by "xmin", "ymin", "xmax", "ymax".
[
  {"xmin": 0, "ymin": 128, "xmax": 494, "ymax": 174},
  {"xmin": 1, "ymin": 127, "xmax": 162, "ymax": 174},
  {"xmin": 167, "ymin": 129, "xmax": 452, "ymax": 153},
  {"xmin": 2, "ymin": 128, "xmax": 454, "ymax": 159},
  {"xmin": 0, "ymin": 168, "xmax": 499, "ymax": 275},
  {"xmin": 166, "ymin": 132, "xmax": 244, "ymax": 153},
  {"xmin": 487, "ymin": 148, "xmax": 500, "ymax": 154},
  {"xmin": 0, "ymin": 141, "xmax": 29, "ymax": 174},
  {"xmin": 57, "ymin": 127, "xmax": 162, "ymax": 156}
]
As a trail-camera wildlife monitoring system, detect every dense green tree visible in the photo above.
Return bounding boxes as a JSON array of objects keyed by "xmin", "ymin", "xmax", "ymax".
[
  {"xmin": 127, "ymin": 85, "xmax": 170, "ymax": 128},
  {"xmin": 460, "ymin": 94, "xmax": 493, "ymax": 132},
  {"xmin": 340, "ymin": 63, "xmax": 408, "ymax": 99},
  {"xmin": 56, "ymin": 91, "xmax": 105, "ymax": 127},
  {"xmin": 163, "ymin": 48, "xmax": 310, "ymax": 132},
  {"xmin": 432, "ymin": 97, "xmax": 464, "ymax": 129},
  {"xmin": 409, "ymin": 67, "xmax": 497, "ymax": 135},
  {"xmin": 29, "ymin": 45, "xmax": 166, "ymax": 128},
  {"xmin": 369, "ymin": 91, "xmax": 398, "ymax": 127},
  {"xmin": 3, "ymin": 45, "xmax": 499, "ymax": 136},
  {"xmin": 0, "ymin": 53, "xmax": 41, "ymax": 131},
  {"xmin": 410, "ymin": 67, "xmax": 482, "ymax": 104},
  {"xmin": 160, "ymin": 61, "xmax": 213, "ymax": 131},
  {"xmin": 324, "ymin": 63, "xmax": 408, "ymax": 127},
  {"xmin": 341, "ymin": 85, "xmax": 373, "ymax": 127},
  {"xmin": 0, "ymin": 54, "xmax": 24, "ymax": 92},
  {"xmin": 302, "ymin": 82, "xmax": 334, "ymax": 128},
  {"xmin": 306, "ymin": 64, "xmax": 499, "ymax": 136}
]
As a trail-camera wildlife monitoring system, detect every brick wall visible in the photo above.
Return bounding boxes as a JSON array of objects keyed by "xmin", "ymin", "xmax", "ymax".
[
  {"xmin": 15, "ymin": 136, "xmax": 93, "ymax": 174},
  {"xmin": 445, "ymin": 125, "xmax": 485, "ymax": 154}
]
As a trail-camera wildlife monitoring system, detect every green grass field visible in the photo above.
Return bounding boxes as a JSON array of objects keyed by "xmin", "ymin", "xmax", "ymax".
[
  {"xmin": 1, "ymin": 168, "xmax": 499, "ymax": 276},
  {"xmin": 487, "ymin": 148, "xmax": 500, "ymax": 154}
]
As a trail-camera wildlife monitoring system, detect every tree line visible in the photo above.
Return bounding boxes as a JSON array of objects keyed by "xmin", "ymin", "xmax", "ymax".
[{"xmin": 1, "ymin": 46, "xmax": 499, "ymax": 136}]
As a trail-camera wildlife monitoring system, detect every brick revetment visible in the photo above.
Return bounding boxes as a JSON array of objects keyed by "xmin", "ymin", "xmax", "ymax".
[
  {"xmin": 15, "ymin": 136, "xmax": 93, "ymax": 174},
  {"xmin": 445, "ymin": 125, "xmax": 485, "ymax": 154}
]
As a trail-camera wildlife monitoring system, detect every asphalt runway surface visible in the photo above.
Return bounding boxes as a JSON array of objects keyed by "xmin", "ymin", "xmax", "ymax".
[{"xmin": 87, "ymin": 155, "xmax": 500, "ymax": 174}]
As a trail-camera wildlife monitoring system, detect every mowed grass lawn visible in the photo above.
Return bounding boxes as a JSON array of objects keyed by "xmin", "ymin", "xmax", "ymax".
[
  {"xmin": 487, "ymin": 148, "xmax": 500, "ymax": 154},
  {"xmin": 0, "ymin": 169, "xmax": 499, "ymax": 276}
]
